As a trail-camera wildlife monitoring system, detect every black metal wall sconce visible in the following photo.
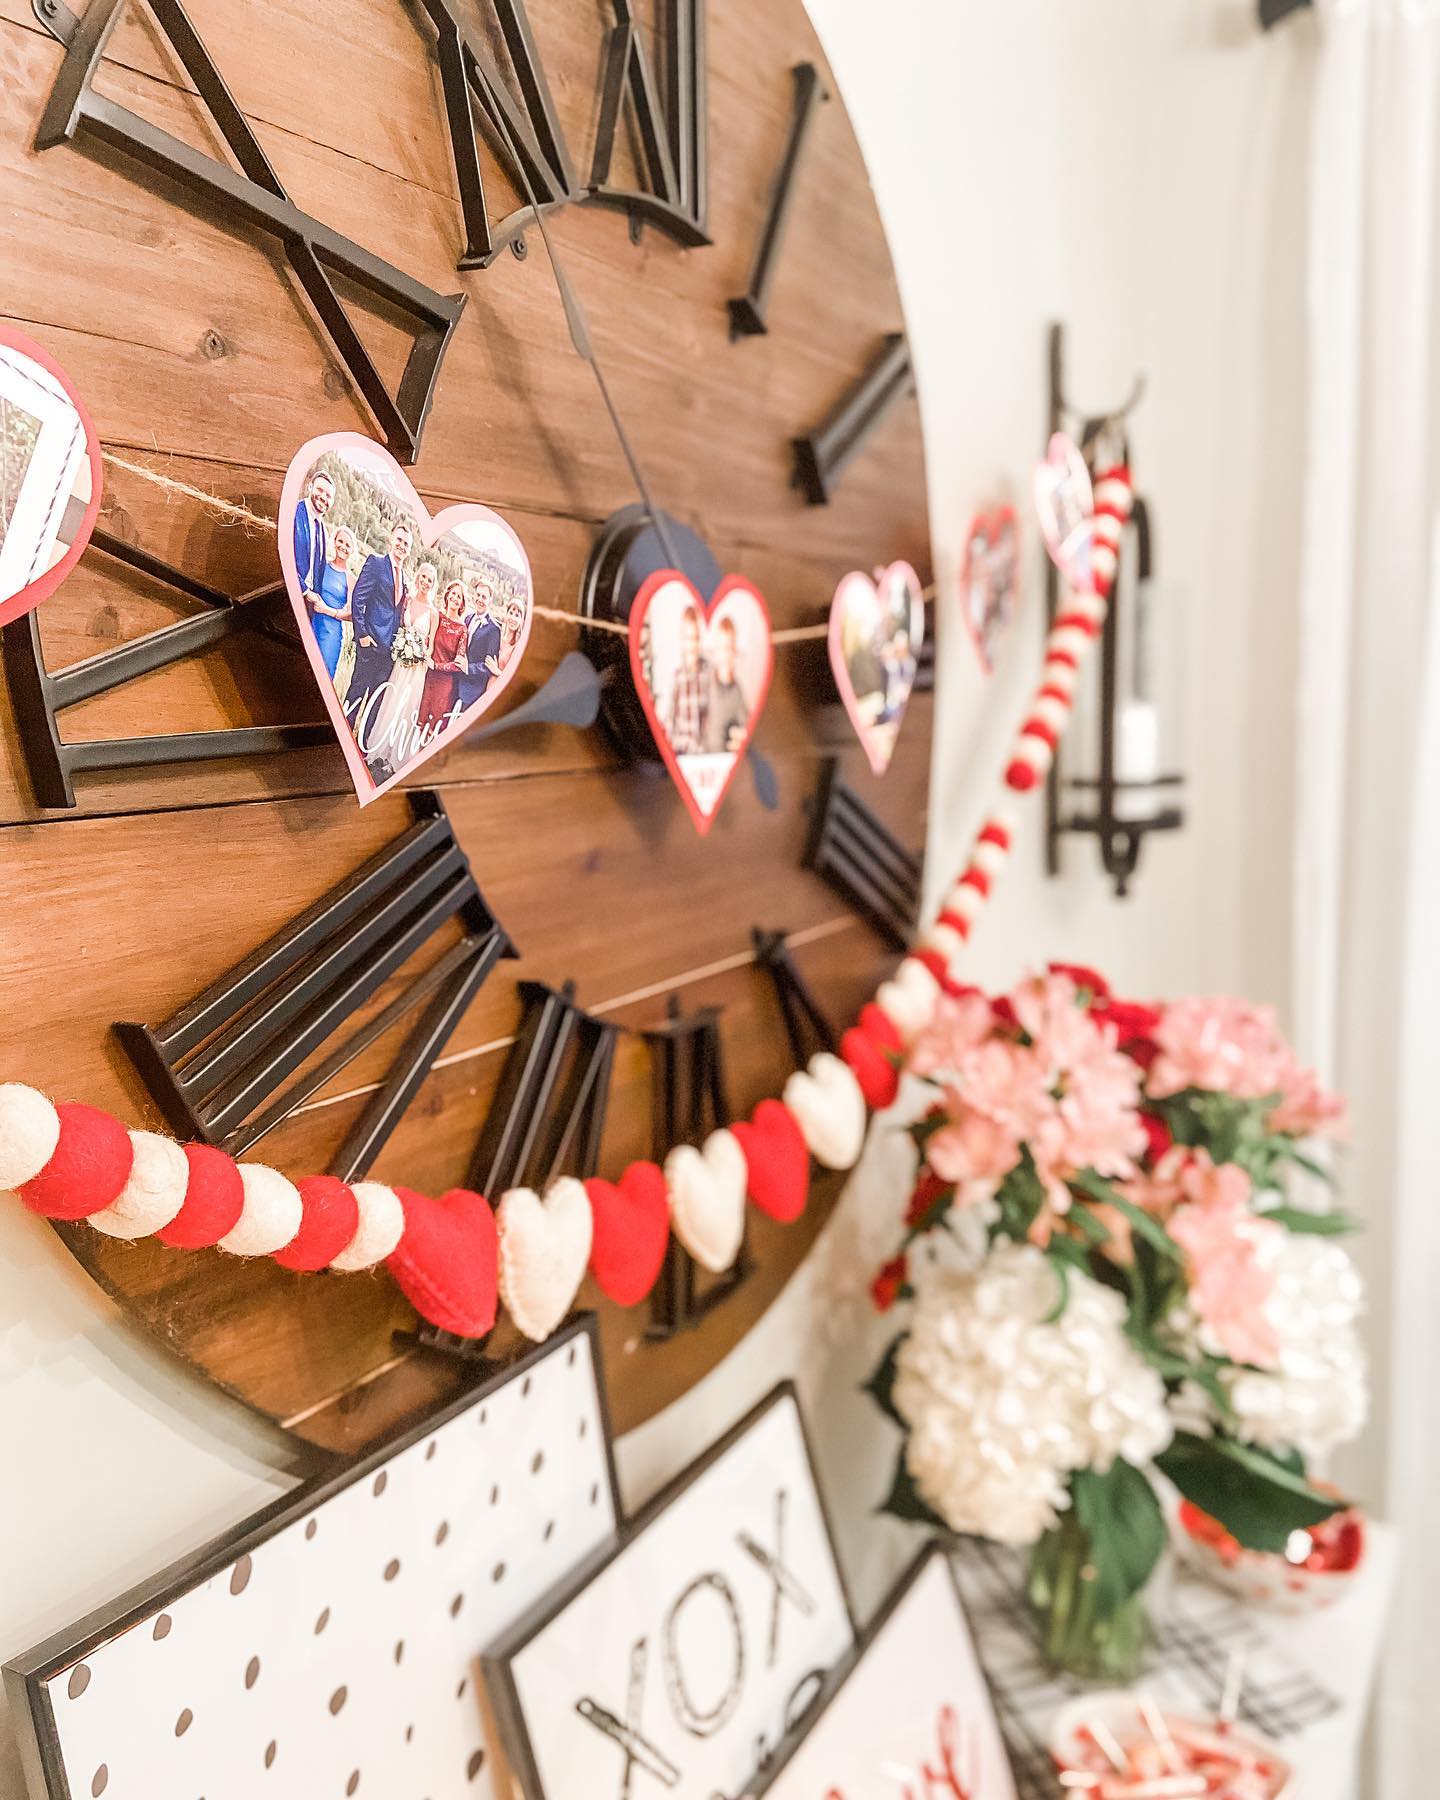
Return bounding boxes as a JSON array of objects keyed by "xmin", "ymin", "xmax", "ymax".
[{"xmin": 1043, "ymin": 324, "xmax": 1185, "ymax": 898}]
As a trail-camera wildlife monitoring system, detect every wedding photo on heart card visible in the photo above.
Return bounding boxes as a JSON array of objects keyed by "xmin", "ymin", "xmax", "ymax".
[
  {"xmin": 748, "ymin": 1545, "xmax": 1017, "ymax": 1800},
  {"xmin": 279, "ymin": 432, "xmax": 534, "ymax": 806},
  {"xmin": 827, "ymin": 560, "xmax": 925, "ymax": 776},
  {"xmin": 484, "ymin": 1382, "xmax": 854, "ymax": 1800}
]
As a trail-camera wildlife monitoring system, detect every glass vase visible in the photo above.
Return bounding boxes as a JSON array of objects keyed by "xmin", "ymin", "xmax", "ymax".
[{"xmin": 1026, "ymin": 1511, "xmax": 1151, "ymax": 1681}]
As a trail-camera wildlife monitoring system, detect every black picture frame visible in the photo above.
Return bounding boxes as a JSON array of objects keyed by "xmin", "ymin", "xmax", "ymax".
[
  {"xmin": 3, "ymin": 1315, "xmax": 620, "ymax": 1800},
  {"xmin": 482, "ymin": 1379, "xmax": 857, "ymax": 1800},
  {"xmin": 744, "ymin": 1541, "xmax": 1015, "ymax": 1799}
]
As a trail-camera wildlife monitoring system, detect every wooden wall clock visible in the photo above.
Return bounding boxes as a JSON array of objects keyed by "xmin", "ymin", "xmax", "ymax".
[{"xmin": 0, "ymin": 0, "xmax": 931, "ymax": 1457}]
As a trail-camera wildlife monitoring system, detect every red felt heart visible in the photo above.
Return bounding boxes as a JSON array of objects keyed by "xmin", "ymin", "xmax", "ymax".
[
  {"xmin": 386, "ymin": 1186, "xmax": 498, "ymax": 1339},
  {"xmin": 585, "ymin": 1163, "xmax": 670, "ymax": 1307},
  {"xmin": 628, "ymin": 569, "xmax": 773, "ymax": 835},
  {"xmin": 827, "ymin": 561, "xmax": 925, "ymax": 776},
  {"xmin": 0, "ymin": 326, "xmax": 103, "ymax": 631},
  {"xmin": 731, "ymin": 1099, "xmax": 810, "ymax": 1224},
  {"xmin": 841, "ymin": 1021, "xmax": 900, "ymax": 1111}
]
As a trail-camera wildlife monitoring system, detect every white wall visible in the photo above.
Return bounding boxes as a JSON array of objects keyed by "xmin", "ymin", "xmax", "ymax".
[{"xmin": 0, "ymin": 3, "xmax": 1319, "ymax": 1791}]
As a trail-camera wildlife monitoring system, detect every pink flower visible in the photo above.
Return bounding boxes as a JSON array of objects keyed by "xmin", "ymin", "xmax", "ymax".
[
  {"xmin": 1170, "ymin": 1201, "xmax": 1281, "ymax": 1367},
  {"xmin": 907, "ymin": 992, "xmax": 995, "ymax": 1080},
  {"xmin": 927, "ymin": 1105, "xmax": 1021, "ymax": 1190},
  {"xmin": 1269, "ymin": 1062, "xmax": 1348, "ymax": 1138},
  {"xmin": 1177, "ymin": 1148, "xmax": 1254, "ymax": 1212},
  {"xmin": 1147, "ymin": 996, "xmax": 1291, "ymax": 1100}
]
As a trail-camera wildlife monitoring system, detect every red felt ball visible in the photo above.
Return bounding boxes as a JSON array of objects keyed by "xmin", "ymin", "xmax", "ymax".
[
  {"xmin": 978, "ymin": 822, "xmax": 1012, "ymax": 849},
  {"xmin": 387, "ymin": 1187, "xmax": 498, "ymax": 1340},
  {"xmin": 18, "ymin": 1103, "xmax": 133, "ymax": 1221},
  {"xmin": 841, "ymin": 1025, "xmax": 900, "ymax": 1111},
  {"xmin": 1022, "ymin": 718, "xmax": 1058, "ymax": 752},
  {"xmin": 732, "ymin": 1099, "xmax": 810, "ymax": 1224},
  {"xmin": 155, "ymin": 1143, "xmax": 246, "ymax": 1248},
  {"xmin": 911, "ymin": 947, "xmax": 949, "ymax": 985},
  {"xmin": 857, "ymin": 1002, "xmax": 903, "ymax": 1056},
  {"xmin": 1006, "ymin": 759, "xmax": 1040, "ymax": 791},
  {"xmin": 937, "ymin": 909, "xmax": 972, "ymax": 938},
  {"xmin": 586, "ymin": 1163, "xmax": 670, "ymax": 1307},
  {"xmin": 272, "ymin": 1175, "xmax": 362, "ymax": 1272}
]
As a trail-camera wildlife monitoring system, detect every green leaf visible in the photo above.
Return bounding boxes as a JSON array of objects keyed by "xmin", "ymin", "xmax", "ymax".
[
  {"xmin": 1282, "ymin": 1147, "xmax": 1338, "ymax": 1187},
  {"xmin": 1155, "ymin": 1431, "xmax": 1348, "ymax": 1553},
  {"xmin": 862, "ymin": 1334, "xmax": 907, "ymax": 1428},
  {"xmin": 1258, "ymin": 1205, "xmax": 1356, "ymax": 1236},
  {"xmin": 1069, "ymin": 1460, "xmax": 1167, "ymax": 1614},
  {"xmin": 1071, "ymin": 1176, "xmax": 1184, "ymax": 1264},
  {"xmin": 1066, "ymin": 1204, "xmax": 1113, "ymax": 1247},
  {"xmin": 1042, "ymin": 1255, "xmax": 1070, "ymax": 1322},
  {"xmin": 878, "ymin": 1448, "xmax": 947, "ymax": 1529}
]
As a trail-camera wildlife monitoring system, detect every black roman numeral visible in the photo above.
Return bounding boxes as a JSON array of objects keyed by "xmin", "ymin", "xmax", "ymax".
[
  {"xmin": 792, "ymin": 334, "xmax": 914, "ymax": 505},
  {"xmin": 728, "ymin": 63, "xmax": 824, "ymax": 339},
  {"xmin": 803, "ymin": 758, "xmax": 922, "ymax": 951},
  {"xmin": 421, "ymin": 0, "xmax": 709, "ymax": 263},
  {"xmin": 33, "ymin": 0, "xmax": 464, "ymax": 463},
  {"xmin": 468, "ymin": 981, "xmax": 620, "ymax": 1196},
  {"xmin": 114, "ymin": 796, "xmax": 514, "ymax": 1180},
  {"xmin": 0, "ymin": 530, "xmax": 332, "ymax": 810},
  {"xmin": 752, "ymin": 928, "xmax": 836, "ymax": 1065},
  {"xmin": 645, "ymin": 998, "xmax": 749, "ymax": 1339}
]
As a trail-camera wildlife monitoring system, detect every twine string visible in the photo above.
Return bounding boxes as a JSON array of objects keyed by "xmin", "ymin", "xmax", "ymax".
[{"xmin": 98, "ymin": 449, "xmax": 933, "ymax": 643}]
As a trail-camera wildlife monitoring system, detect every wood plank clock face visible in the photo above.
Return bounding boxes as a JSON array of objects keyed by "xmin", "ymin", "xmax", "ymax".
[{"xmin": 0, "ymin": 0, "xmax": 931, "ymax": 1454}]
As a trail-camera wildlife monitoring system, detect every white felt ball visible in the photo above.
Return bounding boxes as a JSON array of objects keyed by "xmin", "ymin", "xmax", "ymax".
[
  {"xmin": 330, "ymin": 1181, "xmax": 406, "ymax": 1271},
  {"xmin": 1069, "ymin": 590, "xmax": 1108, "ymax": 626},
  {"xmin": 89, "ymin": 1130, "xmax": 189, "ymax": 1239},
  {"xmin": 1030, "ymin": 694, "xmax": 1069, "ymax": 734},
  {"xmin": 783, "ymin": 1054, "xmax": 867, "ymax": 1171},
  {"xmin": 1093, "ymin": 475, "xmax": 1132, "ymax": 512},
  {"xmin": 665, "ymin": 1130, "xmax": 747, "ymax": 1274},
  {"xmin": 1041, "ymin": 658, "xmax": 1078, "ymax": 697},
  {"xmin": 990, "ymin": 805, "xmax": 1019, "ymax": 839},
  {"xmin": 971, "ymin": 838, "xmax": 1008, "ymax": 879},
  {"xmin": 945, "ymin": 882, "xmax": 984, "ymax": 924},
  {"xmin": 218, "ymin": 1164, "xmax": 304, "ymax": 1256},
  {"xmin": 920, "ymin": 921, "xmax": 965, "ymax": 966},
  {"xmin": 1047, "ymin": 624, "xmax": 1091, "ymax": 661},
  {"xmin": 875, "ymin": 956, "xmax": 941, "ymax": 1043},
  {"xmin": 1092, "ymin": 510, "xmax": 1125, "ymax": 550},
  {"xmin": 498, "ymin": 1179, "xmax": 594, "ymax": 1343},
  {"xmin": 1014, "ymin": 736, "xmax": 1053, "ymax": 776},
  {"xmin": 0, "ymin": 1084, "xmax": 61, "ymax": 1190}
]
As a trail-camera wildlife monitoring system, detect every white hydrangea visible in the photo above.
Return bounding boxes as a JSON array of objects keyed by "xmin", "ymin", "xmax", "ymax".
[
  {"xmin": 892, "ymin": 1242, "xmax": 1174, "ymax": 1546},
  {"xmin": 1221, "ymin": 1234, "xmax": 1368, "ymax": 1460}
]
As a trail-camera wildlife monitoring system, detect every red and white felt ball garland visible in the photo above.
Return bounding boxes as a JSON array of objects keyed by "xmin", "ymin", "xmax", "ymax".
[
  {"xmin": 0, "ymin": 444, "xmax": 1135, "ymax": 1349},
  {"xmin": 1006, "ymin": 463, "xmax": 1134, "ymax": 793}
]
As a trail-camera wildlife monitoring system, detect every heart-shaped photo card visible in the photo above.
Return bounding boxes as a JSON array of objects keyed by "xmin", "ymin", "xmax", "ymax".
[
  {"xmin": 828, "ymin": 559, "xmax": 924, "ymax": 776},
  {"xmin": 960, "ymin": 503, "xmax": 1021, "ymax": 674},
  {"xmin": 1034, "ymin": 432, "xmax": 1094, "ymax": 590},
  {"xmin": 628, "ymin": 568, "xmax": 773, "ymax": 835},
  {"xmin": 279, "ymin": 432, "xmax": 534, "ymax": 806},
  {"xmin": 0, "ymin": 324, "xmax": 103, "ymax": 630}
]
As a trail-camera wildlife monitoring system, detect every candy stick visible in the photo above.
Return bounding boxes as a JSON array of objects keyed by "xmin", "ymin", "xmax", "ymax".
[
  {"xmin": 1087, "ymin": 1718, "xmax": 1130, "ymax": 1776},
  {"xmin": 1137, "ymin": 1694, "xmax": 1182, "ymax": 1776}
]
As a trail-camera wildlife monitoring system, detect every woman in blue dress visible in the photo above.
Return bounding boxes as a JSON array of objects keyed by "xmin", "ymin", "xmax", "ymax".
[{"xmin": 309, "ymin": 522, "xmax": 354, "ymax": 683}]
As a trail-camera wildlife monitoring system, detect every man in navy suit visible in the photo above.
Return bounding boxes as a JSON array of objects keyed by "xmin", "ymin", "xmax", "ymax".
[
  {"xmin": 348, "ymin": 518, "xmax": 414, "ymax": 760},
  {"xmin": 293, "ymin": 469, "xmax": 334, "ymax": 610},
  {"xmin": 456, "ymin": 576, "xmax": 502, "ymax": 709}
]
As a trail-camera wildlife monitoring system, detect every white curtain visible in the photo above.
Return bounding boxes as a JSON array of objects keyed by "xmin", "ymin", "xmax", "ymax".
[{"xmin": 1295, "ymin": 2, "xmax": 1440, "ymax": 1792}]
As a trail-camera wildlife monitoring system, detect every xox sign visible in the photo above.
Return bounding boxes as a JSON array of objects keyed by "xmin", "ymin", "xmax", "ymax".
[{"xmin": 485, "ymin": 1384, "xmax": 854, "ymax": 1800}]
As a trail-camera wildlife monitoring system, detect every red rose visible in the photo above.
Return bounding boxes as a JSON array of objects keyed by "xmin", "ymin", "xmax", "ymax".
[
  {"xmin": 1093, "ymin": 996, "xmax": 1162, "ymax": 1066},
  {"xmin": 870, "ymin": 1253, "xmax": 909, "ymax": 1313},
  {"xmin": 1139, "ymin": 1110, "xmax": 1173, "ymax": 1165},
  {"xmin": 991, "ymin": 995, "xmax": 1019, "ymax": 1030},
  {"xmin": 1049, "ymin": 962, "xmax": 1112, "ymax": 1001},
  {"xmin": 905, "ymin": 1171, "xmax": 952, "ymax": 1229}
]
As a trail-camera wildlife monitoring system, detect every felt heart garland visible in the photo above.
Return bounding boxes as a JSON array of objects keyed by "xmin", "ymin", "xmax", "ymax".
[{"xmin": 0, "ymin": 452, "xmax": 1136, "ymax": 1344}]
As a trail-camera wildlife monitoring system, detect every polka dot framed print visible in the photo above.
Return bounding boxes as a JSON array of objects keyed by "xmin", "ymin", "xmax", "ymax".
[{"xmin": 3, "ymin": 1317, "xmax": 618, "ymax": 1800}]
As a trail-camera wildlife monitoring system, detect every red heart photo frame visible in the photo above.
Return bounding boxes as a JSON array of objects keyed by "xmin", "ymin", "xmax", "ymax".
[
  {"xmin": 627, "ymin": 568, "xmax": 774, "ymax": 835},
  {"xmin": 0, "ymin": 324, "xmax": 103, "ymax": 630},
  {"xmin": 278, "ymin": 431, "xmax": 534, "ymax": 807}
]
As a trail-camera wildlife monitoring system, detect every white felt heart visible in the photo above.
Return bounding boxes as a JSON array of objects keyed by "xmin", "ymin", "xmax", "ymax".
[
  {"xmin": 875, "ymin": 956, "xmax": 942, "ymax": 1046},
  {"xmin": 665, "ymin": 1129, "xmax": 747, "ymax": 1274},
  {"xmin": 497, "ymin": 1178, "xmax": 594, "ymax": 1343},
  {"xmin": 783, "ymin": 1053, "xmax": 868, "ymax": 1171}
]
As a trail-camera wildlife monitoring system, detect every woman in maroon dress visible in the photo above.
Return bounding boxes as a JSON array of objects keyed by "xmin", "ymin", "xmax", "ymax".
[{"xmin": 418, "ymin": 579, "xmax": 468, "ymax": 735}]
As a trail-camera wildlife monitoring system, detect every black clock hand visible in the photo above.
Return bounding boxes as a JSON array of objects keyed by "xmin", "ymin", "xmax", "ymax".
[{"xmin": 477, "ymin": 72, "xmax": 684, "ymax": 573}]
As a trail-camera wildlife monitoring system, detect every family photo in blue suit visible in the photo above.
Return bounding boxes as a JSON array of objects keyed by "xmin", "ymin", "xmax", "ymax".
[{"xmin": 291, "ymin": 457, "xmax": 531, "ymax": 786}]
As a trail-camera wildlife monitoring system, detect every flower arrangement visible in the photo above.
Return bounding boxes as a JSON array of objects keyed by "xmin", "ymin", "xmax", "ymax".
[
  {"xmin": 866, "ymin": 965, "xmax": 1364, "ymax": 1676},
  {"xmin": 391, "ymin": 622, "xmax": 430, "ymax": 669}
]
